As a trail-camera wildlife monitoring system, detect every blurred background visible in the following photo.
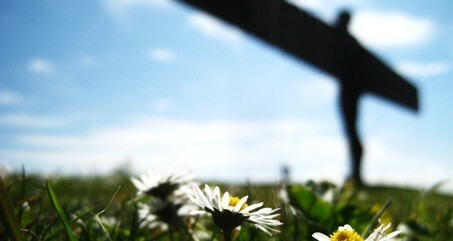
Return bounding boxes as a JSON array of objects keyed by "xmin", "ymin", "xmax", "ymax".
[{"xmin": 0, "ymin": 0, "xmax": 452, "ymax": 192}]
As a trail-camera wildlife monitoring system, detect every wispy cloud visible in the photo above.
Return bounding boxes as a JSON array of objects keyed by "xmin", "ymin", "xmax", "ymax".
[
  {"xmin": 288, "ymin": 1, "xmax": 435, "ymax": 50},
  {"xmin": 350, "ymin": 10, "xmax": 434, "ymax": 49},
  {"xmin": 101, "ymin": 0, "xmax": 176, "ymax": 19},
  {"xmin": 0, "ymin": 90, "xmax": 24, "ymax": 106},
  {"xmin": 365, "ymin": 135, "xmax": 453, "ymax": 192},
  {"xmin": 295, "ymin": 76, "xmax": 337, "ymax": 106},
  {"xmin": 0, "ymin": 113, "xmax": 68, "ymax": 129},
  {"xmin": 28, "ymin": 58, "xmax": 55, "ymax": 75},
  {"xmin": 187, "ymin": 12, "xmax": 244, "ymax": 44},
  {"xmin": 278, "ymin": 1, "xmax": 435, "ymax": 51},
  {"xmin": 152, "ymin": 98, "xmax": 172, "ymax": 112},
  {"xmin": 148, "ymin": 48, "xmax": 177, "ymax": 63},
  {"xmin": 396, "ymin": 61, "xmax": 450, "ymax": 78},
  {"xmin": 3, "ymin": 116, "xmax": 449, "ymax": 192},
  {"xmin": 4, "ymin": 117, "xmax": 339, "ymax": 179}
]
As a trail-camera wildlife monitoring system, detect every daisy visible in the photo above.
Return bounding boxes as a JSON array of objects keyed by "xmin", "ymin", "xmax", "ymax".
[
  {"xmin": 137, "ymin": 198, "xmax": 195, "ymax": 231},
  {"xmin": 131, "ymin": 168, "xmax": 195, "ymax": 201},
  {"xmin": 312, "ymin": 223, "xmax": 401, "ymax": 241},
  {"xmin": 187, "ymin": 184, "xmax": 282, "ymax": 240},
  {"xmin": 132, "ymin": 168, "xmax": 200, "ymax": 239}
]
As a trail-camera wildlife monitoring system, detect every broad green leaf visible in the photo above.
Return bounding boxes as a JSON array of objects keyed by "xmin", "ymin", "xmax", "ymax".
[{"xmin": 288, "ymin": 185, "xmax": 332, "ymax": 223}]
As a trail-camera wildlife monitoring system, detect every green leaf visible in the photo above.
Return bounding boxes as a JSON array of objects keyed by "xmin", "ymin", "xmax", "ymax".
[
  {"xmin": 362, "ymin": 198, "xmax": 392, "ymax": 237},
  {"xmin": 288, "ymin": 185, "xmax": 332, "ymax": 223},
  {"xmin": 0, "ymin": 177, "xmax": 26, "ymax": 241},
  {"xmin": 94, "ymin": 185, "xmax": 121, "ymax": 241},
  {"xmin": 46, "ymin": 180, "xmax": 78, "ymax": 241},
  {"xmin": 44, "ymin": 206, "xmax": 96, "ymax": 241}
]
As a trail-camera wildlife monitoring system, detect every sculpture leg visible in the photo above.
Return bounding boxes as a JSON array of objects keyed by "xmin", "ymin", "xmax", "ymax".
[{"xmin": 339, "ymin": 85, "xmax": 363, "ymax": 186}]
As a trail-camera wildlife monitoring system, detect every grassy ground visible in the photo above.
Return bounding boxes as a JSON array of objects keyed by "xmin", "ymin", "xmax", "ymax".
[
  {"xmin": 1, "ymin": 170, "xmax": 452, "ymax": 240},
  {"xmin": 352, "ymin": 184, "xmax": 453, "ymax": 240}
]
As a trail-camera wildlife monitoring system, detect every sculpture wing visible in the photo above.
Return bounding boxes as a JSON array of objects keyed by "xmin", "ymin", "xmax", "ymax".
[{"xmin": 177, "ymin": 0, "xmax": 418, "ymax": 111}]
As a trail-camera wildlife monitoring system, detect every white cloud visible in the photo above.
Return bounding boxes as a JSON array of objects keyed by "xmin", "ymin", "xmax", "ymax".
[
  {"xmin": 364, "ymin": 135, "xmax": 452, "ymax": 192},
  {"xmin": 4, "ymin": 117, "xmax": 341, "ymax": 180},
  {"xmin": 287, "ymin": 0, "xmax": 435, "ymax": 51},
  {"xmin": 0, "ymin": 113, "xmax": 68, "ymax": 129},
  {"xmin": 0, "ymin": 90, "xmax": 24, "ymax": 106},
  {"xmin": 350, "ymin": 10, "xmax": 434, "ymax": 49},
  {"xmin": 296, "ymin": 76, "xmax": 337, "ymax": 106},
  {"xmin": 3, "ymin": 116, "xmax": 451, "ymax": 192},
  {"xmin": 188, "ymin": 12, "xmax": 244, "ymax": 44},
  {"xmin": 148, "ymin": 48, "xmax": 176, "ymax": 63},
  {"xmin": 28, "ymin": 58, "xmax": 55, "ymax": 75},
  {"xmin": 101, "ymin": 0, "xmax": 175, "ymax": 18},
  {"xmin": 396, "ymin": 61, "xmax": 450, "ymax": 78},
  {"xmin": 152, "ymin": 98, "xmax": 171, "ymax": 111}
]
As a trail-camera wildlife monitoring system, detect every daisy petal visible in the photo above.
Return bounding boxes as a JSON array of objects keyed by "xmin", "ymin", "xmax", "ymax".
[
  {"xmin": 312, "ymin": 232, "xmax": 330, "ymax": 241},
  {"xmin": 234, "ymin": 196, "xmax": 248, "ymax": 212},
  {"xmin": 242, "ymin": 202, "xmax": 263, "ymax": 213}
]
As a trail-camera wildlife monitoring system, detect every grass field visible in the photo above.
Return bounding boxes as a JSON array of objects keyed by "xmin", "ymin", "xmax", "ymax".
[{"xmin": 1, "ymin": 168, "xmax": 452, "ymax": 241}]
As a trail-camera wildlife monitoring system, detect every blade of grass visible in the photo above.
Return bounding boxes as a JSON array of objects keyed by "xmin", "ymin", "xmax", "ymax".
[
  {"xmin": 17, "ymin": 166, "xmax": 26, "ymax": 223},
  {"xmin": 0, "ymin": 177, "xmax": 26, "ymax": 241},
  {"xmin": 130, "ymin": 201, "xmax": 139, "ymax": 241},
  {"xmin": 46, "ymin": 180, "xmax": 77, "ymax": 241},
  {"xmin": 43, "ymin": 206, "xmax": 96, "ymax": 241},
  {"xmin": 362, "ymin": 198, "xmax": 392, "ymax": 237},
  {"xmin": 94, "ymin": 185, "xmax": 121, "ymax": 241}
]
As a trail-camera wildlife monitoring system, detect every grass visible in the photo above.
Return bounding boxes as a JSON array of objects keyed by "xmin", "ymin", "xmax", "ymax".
[{"xmin": 1, "ymin": 168, "xmax": 452, "ymax": 241}]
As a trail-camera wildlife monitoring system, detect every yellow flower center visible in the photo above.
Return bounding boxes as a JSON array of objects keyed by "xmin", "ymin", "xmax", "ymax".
[
  {"xmin": 330, "ymin": 229, "xmax": 363, "ymax": 241},
  {"xmin": 229, "ymin": 196, "xmax": 248, "ymax": 210}
]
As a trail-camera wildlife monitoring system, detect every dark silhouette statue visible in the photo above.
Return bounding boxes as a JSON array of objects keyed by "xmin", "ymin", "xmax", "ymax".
[
  {"xmin": 333, "ymin": 11, "xmax": 365, "ymax": 185},
  {"xmin": 176, "ymin": 0, "xmax": 419, "ymax": 185}
]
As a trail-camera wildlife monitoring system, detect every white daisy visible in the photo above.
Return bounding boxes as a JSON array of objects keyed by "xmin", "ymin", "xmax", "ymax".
[
  {"xmin": 137, "ymin": 200, "xmax": 189, "ymax": 230},
  {"xmin": 366, "ymin": 222, "xmax": 402, "ymax": 241},
  {"xmin": 312, "ymin": 223, "xmax": 401, "ymax": 241},
  {"xmin": 131, "ymin": 168, "xmax": 195, "ymax": 200},
  {"xmin": 187, "ymin": 184, "xmax": 283, "ymax": 236}
]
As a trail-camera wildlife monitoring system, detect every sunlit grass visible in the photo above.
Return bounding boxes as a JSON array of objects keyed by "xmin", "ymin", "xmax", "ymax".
[{"xmin": 1, "ymin": 167, "xmax": 452, "ymax": 241}]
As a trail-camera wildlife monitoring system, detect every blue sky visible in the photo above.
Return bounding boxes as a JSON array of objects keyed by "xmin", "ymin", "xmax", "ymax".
[{"xmin": 1, "ymin": 0, "xmax": 452, "ymax": 192}]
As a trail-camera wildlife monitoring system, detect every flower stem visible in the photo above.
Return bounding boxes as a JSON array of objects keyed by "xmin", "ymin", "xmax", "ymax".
[{"xmin": 222, "ymin": 228, "xmax": 233, "ymax": 241}]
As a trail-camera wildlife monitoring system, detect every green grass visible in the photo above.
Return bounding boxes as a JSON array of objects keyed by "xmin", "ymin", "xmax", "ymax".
[{"xmin": 1, "ymin": 169, "xmax": 452, "ymax": 241}]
